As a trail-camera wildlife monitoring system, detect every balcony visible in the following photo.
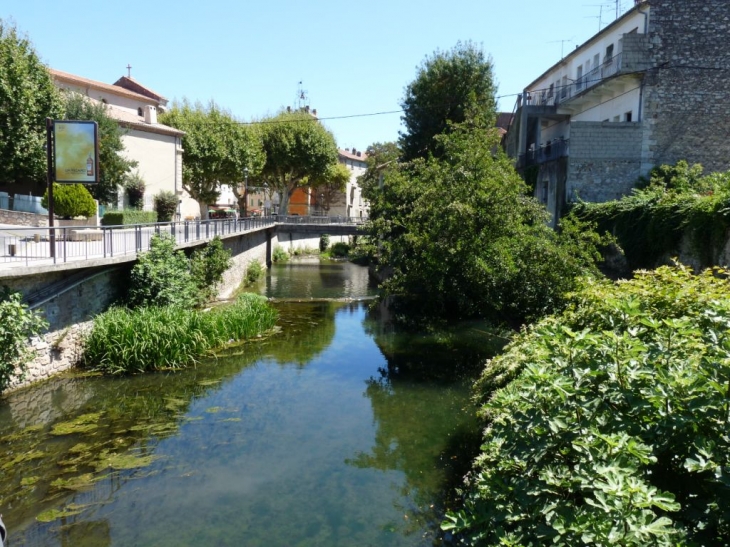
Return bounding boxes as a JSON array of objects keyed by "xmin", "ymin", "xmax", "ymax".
[
  {"xmin": 517, "ymin": 139, "xmax": 569, "ymax": 169},
  {"xmin": 521, "ymin": 53, "xmax": 624, "ymax": 108}
]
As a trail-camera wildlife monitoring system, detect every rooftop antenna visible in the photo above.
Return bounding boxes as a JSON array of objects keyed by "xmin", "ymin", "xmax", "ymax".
[
  {"xmin": 295, "ymin": 81, "xmax": 309, "ymax": 110},
  {"xmin": 548, "ymin": 37, "xmax": 575, "ymax": 59}
]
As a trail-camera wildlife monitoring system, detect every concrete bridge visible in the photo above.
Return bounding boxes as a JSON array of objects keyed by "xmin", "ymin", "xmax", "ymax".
[{"xmin": 0, "ymin": 215, "xmax": 365, "ymax": 326}]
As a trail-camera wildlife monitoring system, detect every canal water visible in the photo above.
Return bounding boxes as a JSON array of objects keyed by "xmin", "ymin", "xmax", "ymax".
[{"xmin": 0, "ymin": 260, "xmax": 497, "ymax": 546}]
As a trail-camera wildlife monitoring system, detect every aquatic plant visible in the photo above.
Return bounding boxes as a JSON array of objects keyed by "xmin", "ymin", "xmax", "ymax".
[
  {"xmin": 83, "ymin": 293, "xmax": 277, "ymax": 374},
  {"xmin": 272, "ymin": 245, "xmax": 288, "ymax": 263}
]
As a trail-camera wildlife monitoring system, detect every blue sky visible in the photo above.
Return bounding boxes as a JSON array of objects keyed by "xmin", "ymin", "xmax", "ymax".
[{"xmin": 3, "ymin": 0, "xmax": 635, "ymax": 150}]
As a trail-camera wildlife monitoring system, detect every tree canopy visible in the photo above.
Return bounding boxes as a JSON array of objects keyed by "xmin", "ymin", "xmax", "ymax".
[
  {"xmin": 62, "ymin": 92, "xmax": 137, "ymax": 205},
  {"xmin": 254, "ymin": 110, "xmax": 338, "ymax": 214},
  {"xmin": 160, "ymin": 100, "xmax": 264, "ymax": 217},
  {"xmin": 368, "ymin": 123, "xmax": 603, "ymax": 325},
  {"xmin": 0, "ymin": 20, "xmax": 63, "ymax": 187},
  {"xmin": 399, "ymin": 41, "xmax": 497, "ymax": 162}
]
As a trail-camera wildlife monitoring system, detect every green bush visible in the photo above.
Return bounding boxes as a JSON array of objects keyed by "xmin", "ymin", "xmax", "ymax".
[
  {"xmin": 319, "ymin": 234, "xmax": 330, "ymax": 252},
  {"xmin": 272, "ymin": 245, "xmax": 288, "ymax": 263},
  {"xmin": 153, "ymin": 190, "xmax": 178, "ymax": 222},
  {"xmin": 124, "ymin": 171, "xmax": 146, "ymax": 209},
  {"xmin": 0, "ymin": 287, "xmax": 48, "ymax": 393},
  {"xmin": 245, "ymin": 259, "xmax": 264, "ymax": 285},
  {"xmin": 41, "ymin": 183, "xmax": 96, "ymax": 219},
  {"xmin": 330, "ymin": 242, "xmax": 350, "ymax": 257},
  {"xmin": 190, "ymin": 236, "xmax": 232, "ymax": 303},
  {"xmin": 82, "ymin": 294, "xmax": 277, "ymax": 374},
  {"xmin": 446, "ymin": 265, "xmax": 730, "ymax": 546},
  {"xmin": 101, "ymin": 210, "xmax": 157, "ymax": 226},
  {"xmin": 127, "ymin": 233, "xmax": 196, "ymax": 308},
  {"xmin": 569, "ymin": 161, "xmax": 730, "ymax": 270}
]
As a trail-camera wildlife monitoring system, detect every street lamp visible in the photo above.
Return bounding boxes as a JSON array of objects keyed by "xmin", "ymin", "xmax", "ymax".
[{"xmin": 243, "ymin": 167, "xmax": 249, "ymax": 218}]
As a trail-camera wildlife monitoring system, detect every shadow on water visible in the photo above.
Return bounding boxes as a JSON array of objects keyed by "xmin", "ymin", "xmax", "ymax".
[{"xmin": 1, "ymin": 261, "xmax": 504, "ymax": 546}]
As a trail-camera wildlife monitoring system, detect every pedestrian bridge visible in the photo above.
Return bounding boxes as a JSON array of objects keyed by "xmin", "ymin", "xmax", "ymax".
[{"xmin": 0, "ymin": 215, "xmax": 366, "ymax": 274}]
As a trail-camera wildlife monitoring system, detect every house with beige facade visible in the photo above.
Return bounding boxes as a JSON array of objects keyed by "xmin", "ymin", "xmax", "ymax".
[
  {"xmin": 312, "ymin": 148, "xmax": 368, "ymax": 219},
  {"xmin": 49, "ymin": 69, "xmax": 199, "ymax": 219},
  {"xmin": 504, "ymin": 0, "xmax": 730, "ymax": 223}
]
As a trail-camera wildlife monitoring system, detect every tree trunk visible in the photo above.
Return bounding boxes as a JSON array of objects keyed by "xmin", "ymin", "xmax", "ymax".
[{"xmin": 197, "ymin": 200, "xmax": 210, "ymax": 220}]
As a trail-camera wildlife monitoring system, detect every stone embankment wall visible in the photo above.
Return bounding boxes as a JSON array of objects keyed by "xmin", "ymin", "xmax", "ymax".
[
  {"xmin": 0, "ymin": 210, "xmax": 49, "ymax": 227},
  {"xmin": 6, "ymin": 323, "xmax": 92, "ymax": 393}
]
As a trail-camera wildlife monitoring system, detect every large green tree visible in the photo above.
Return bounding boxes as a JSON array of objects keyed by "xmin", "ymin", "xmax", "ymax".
[
  {"xmin": 63, "ymin": 92, "xmax": 137, "ymax": 205},
  {"xmin": 369, "ymin": 123, "xmax": 603, "ymax": 324},
  {"xmin": 254, "ymin": 110, "xmax": 338, "ymax": 214},
  {"xmin": 399, "ymin": 41, "xmax": 497, "ymax": 162},
  {"xmin": 359, "ymin": 141, "xmax": 401, "ymax": 203},
  {"xmin": 0, "ymin": 20, "xmax": 63, "ymax": 187},
  {"xmin": 309, "ymin": 162, "xmax": 350, "ymax": 213},
  {"xmin": 160, "ymin": 100, "xmax": 264, "ymax": 217}
]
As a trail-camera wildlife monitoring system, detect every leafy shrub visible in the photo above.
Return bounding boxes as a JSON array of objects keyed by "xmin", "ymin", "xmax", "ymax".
[
  {"xmin": 272, "ymin": 245, "xmax": 288, "ymax": 263},
  {"xmin": 101, "ymin": 210, "xmax": 157, "ymax": 226},
  {"xmin": 127, "ymin": 233, "xmax": 196, "ymax": 308},
  {"xmin": 41, "ymin": 183, "xmax": 96, "ymax": 218},
  {"xmin": 153, "ymin": 190, "xmax": 178, "ymax": 222},
  {"xmin": 124, "ymin": 172, "xmax": 146, "ymax": 209},
  {"xmin": 245, "ymin": 259, "xmax": 263, "ymax": 285},
  {"xmin": 319, "ymin": 234, "xmax": 330, "ymax": 252},
  {"xmin": 190, "ymin": 236, "xmax": 232, "ymax": 303},
  {"xmin": 330, "ymin": 242, "xmax": 350, "ymax": 257},
  {"xmin": 446, "ymin": 265, "xmax": 730, "ymax": 546},
  {"xmin": 569, "ymin": 161, "xmax": 730, "ymax": 269},
  {"xmin": 0, "ymin": 287, "xmax": 48, "ymax": 393},
  {"xmin": 83, "ymin": 294, "xmax": 277, "ymax": 374}
]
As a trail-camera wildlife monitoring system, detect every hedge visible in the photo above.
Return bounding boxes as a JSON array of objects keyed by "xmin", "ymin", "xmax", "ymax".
[{"xmin": 101, "ymin": 210, "xmax": 158, "ymax": 226}]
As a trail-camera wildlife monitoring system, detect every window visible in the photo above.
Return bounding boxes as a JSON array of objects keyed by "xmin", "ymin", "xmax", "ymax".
[
  {"xmin": 137, "ymin": 107, "xmax": 143, "ymax": 116},
  {"xmin": 561, "ymin": 76, "xmax": 568, "ymax": 99},
  {"xmin": 613, "ymin": 115, "xmax": 620, "ymax": 122},
  {"xmin": 593, "ymin": 53, "xmax": 600, "ymax": 69},
  {"xmin": 548, "ymin": 83, "xmax": 554, "ymax": 98},
  {"xmin": 605, "ymin": 44, "xmax": 614, "ymax": 63},
  {"xmin": 576, "ymin": 66, "xmax": 583, "ymax": 91},
  {"xmin": 625, "ymin": 111, "xmax": 633, "ymax": 122}
]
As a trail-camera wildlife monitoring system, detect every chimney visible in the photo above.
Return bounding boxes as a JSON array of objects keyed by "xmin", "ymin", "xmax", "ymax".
[
  {"xmin": 312, "ymin": 108, "xmax": 317, "ymax": 117},
  {"xmin": 352, "ymin": 148, "xmax": 356, "ymax": 155},
  {"xmin": 305, "ymin": 105, "xmax": 310, "ymax": 114},
  {"xmin": 287, "ymin": 106, "xmax": 291, "ymax": 112},
  {"xmin": 143, "ymin": 105, "xmax": 157, "ymax": 124},
  {"xmin": 356, "ymin": 151, "xmax": 361, "ymax": 157}
]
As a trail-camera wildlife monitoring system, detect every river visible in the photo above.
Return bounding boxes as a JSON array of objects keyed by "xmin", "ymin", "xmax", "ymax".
[{"xmin": 0, "ymin": 259, "xmax": 498, "ymax": 546}]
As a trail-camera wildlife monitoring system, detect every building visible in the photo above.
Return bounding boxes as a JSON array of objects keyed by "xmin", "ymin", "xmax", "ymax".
[
  {"xmin": 49, "ymin": 69, "xmax": 199, "ymax": 219},
  {"xmin": 504, "ymin": 0, "xmax": 730, "ymax": 222},
  {"xmin": 311, "ymin": 148, "xmax": 368, "ymax": 219}
]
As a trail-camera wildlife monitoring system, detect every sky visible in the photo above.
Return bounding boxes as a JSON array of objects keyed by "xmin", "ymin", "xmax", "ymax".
[{"xmin": 2, "ymin": 0, "xmax": 635, "ymax": 151}]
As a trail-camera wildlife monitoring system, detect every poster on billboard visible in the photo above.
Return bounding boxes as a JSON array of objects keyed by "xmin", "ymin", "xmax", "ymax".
[{"xmin": 53, "ymin": 120, "xmax": 99, "ymax": 183}]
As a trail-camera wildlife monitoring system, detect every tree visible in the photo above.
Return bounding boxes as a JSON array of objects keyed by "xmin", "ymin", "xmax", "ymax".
[
  {"xmin": 255, "ymin": 110, "xmax": 338, "ymax": 214},
  {"xmin": 41, "ymin": 183, "xmax": 96, "ymax": 218},
  {"xmin": 160, "ymin": 100, "xmax": 264, "ymax": 218},
  {"xmin": 310, "ymin": 162, "xmax": 350, "ymax": 214},
  {"xmin": 369, "ymin": 123, "xmax": 603, "ymax": 324},
  {"xmin": 62, "ymin": 92, "xmax": 137, "ymax": 205},
  {"xmin": 0, "ymin": 20, "xmax": 63, "ymax": 187},
  {"xmin": 359, "ymin": 141, "xmax": 401, "ymax": 203},
  {"xmin": 399, "ymin": 41, "xmax": 497, "ymax": 162}
]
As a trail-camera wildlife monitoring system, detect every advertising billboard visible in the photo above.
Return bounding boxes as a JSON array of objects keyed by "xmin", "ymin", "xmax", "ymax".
[{"xmin": 53, "ymin": 120, "xmax": 99, "ymax": 183}]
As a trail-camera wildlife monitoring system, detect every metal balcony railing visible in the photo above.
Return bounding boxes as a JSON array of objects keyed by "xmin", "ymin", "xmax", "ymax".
[
  {"xmin": 517, "ymin": 139, "xmax": 570, "ymax": 169},
  {"xmin": 521, "ymin": 53, "xmax": 624, "ymax": 108}
]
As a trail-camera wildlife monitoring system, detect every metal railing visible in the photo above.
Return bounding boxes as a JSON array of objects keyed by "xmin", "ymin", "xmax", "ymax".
[
  {"xmin": 0, "ymin": 215, "xmax": 367, "ymax": 268},
  {"xmin": 523, "ymin": 53, "xmax": 624, "ymax": 108},
  {"xmin": 518, "ymin": 139, "xmax": 570, "ymax": 169}
]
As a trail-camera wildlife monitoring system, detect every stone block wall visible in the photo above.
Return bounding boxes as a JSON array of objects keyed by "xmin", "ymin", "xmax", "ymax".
[
  {"xmin": 567, "ymin": 122, "xmax": 644, "ymax": 202},
  {"xmin": 0, "ymin": 210, "xmax": 48, "ymax": 227},
  {"xmin": 643, "ymin": 0, "xmax": 730, "ymax": 173}
]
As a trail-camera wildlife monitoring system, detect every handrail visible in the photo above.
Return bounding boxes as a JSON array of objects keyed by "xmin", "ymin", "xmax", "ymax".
[{"xmin": 0, "ymin": 215, "xmax": 366, "ymax": 268}]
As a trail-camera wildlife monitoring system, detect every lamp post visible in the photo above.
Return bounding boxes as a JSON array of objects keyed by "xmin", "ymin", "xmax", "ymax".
[{"xmin": 243, "ymin": 167, "xmax": 249, "ymax": 218}]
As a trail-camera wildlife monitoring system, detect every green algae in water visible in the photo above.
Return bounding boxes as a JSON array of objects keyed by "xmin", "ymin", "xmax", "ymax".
[
  {"xmin": 1, "ymin": 450, "xmax": 46, "ymax": 470},
  {"xmin": 51, "ymin": 473, "xmax": 99, "ymax": 492},
  {"xmin": 36, "ymin": 503, "xmax": 87, "ymax": 523},
  {"xmin": 94, "ymin": 450, "xmax": 157, "ymax": 471},
  {"xmin": 50, "ymin": 412, "xmax": 103, "ymax": 436},
  {"xmin": 205, "ymin": 406, "xmax": 224, "ymax": 413},
  {"xmin": 21, "ymin": 476, "xmax": 39, "ymax": 487}
]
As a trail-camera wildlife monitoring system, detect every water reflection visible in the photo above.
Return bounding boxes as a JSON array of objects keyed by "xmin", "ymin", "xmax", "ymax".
[
  {"xmin": 1, "ymin": 265, "xmax": 498, "ymax": 546},
  {"xmin": 263, "ymin": 258, "xmax": 378, "ymax": 300}
]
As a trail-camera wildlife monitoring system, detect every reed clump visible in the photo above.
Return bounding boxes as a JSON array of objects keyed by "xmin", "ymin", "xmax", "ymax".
[{"xmin": 83, "ymin": 294, "xmax": 277, "ymax": 374}]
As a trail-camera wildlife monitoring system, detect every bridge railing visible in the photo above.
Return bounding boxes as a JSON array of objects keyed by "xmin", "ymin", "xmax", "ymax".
[
  {"xmin": 0, "ymin": 215, "xmax": 368, "ymax": 268},
  {"xmin": 0, "ymin": 216, "xmax": 277, "ymax": 267}
]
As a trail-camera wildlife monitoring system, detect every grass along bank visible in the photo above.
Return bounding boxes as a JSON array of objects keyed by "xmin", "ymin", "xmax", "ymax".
[{"xmin": 82, "ymin": 294, "xmax": 278, "ymax": 374}]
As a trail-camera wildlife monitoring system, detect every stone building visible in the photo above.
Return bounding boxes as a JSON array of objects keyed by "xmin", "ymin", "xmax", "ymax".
[
  {"xmin": 311, "ymin": 148, "xmax": 369, "ymax": 219},
  {"xmin": 503, "ymin": 0, "xmax": 730, "ymax": 223}
]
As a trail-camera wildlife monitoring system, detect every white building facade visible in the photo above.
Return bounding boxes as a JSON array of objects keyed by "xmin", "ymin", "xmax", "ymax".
[{"xmin": 50, "ymin": 69, "xmax": 199, "ymax": 219}]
